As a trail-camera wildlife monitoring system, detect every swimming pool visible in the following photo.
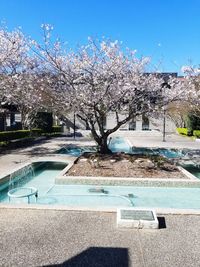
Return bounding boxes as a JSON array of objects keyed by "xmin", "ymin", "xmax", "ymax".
[
  {"xmin": 38, "ymin": 184, "xmax": 200, "ymax": 209},
  {"xmin": 58, "ymin": 146, "xmax": 97, "ymax": 157},
  {"xmin": 0, "ymin": 161, "xmax": 67, "ymax": 203},
  {"xmin": 108, "ymin": 136, "xmax": 131, "ymax": 153},
  {"xmin": 1, "ymin": 163, "xmax": 200, "ymax": 209},
  {"xmin": 182, "ymin": 165, "xmax": 200, "ymax": 179},
  {"xmin": 57, "ymin": 136, "xmax": 185, "ymax": 158}
]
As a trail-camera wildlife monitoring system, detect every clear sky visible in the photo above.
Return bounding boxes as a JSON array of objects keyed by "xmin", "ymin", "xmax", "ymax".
[{"xmin": 0, "ymin": 0, "xmax": 200, "ymax": 73}]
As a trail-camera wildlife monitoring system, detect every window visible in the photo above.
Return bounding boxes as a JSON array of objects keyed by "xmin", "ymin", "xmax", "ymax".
[
  {"xmin": 129, "ymin": 118, "xmax": 136, "ymax": 130},
  {"xmin": 142, "ymin": 115, "xmax": 149, "ymax": 130}
]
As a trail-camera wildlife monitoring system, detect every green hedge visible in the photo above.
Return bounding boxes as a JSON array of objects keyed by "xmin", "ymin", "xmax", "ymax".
[
  {"xmin": 31, "ymin": 128, "xmax": 43, "ymax": 136},
  {"xmin": 177, "ymin": 128, "xmax": 188, "ymax": 135},
  {"xmin": 0, "ymin": 130, "xmax": 31, "ymax": 142},
  {"xmin": 193, "ymin": 130, "xmax": 200, "ymax": 138},
  {"xmin": 51, "ymin": 126, "xmax": 62, "ymax": 133},
  {"xmin": 177, "ymin": 128, "xmax": 200, "ymax": 138},
  {"xmin": 0, "ymin": 126, "xmax": 63, "ymax": 142}
]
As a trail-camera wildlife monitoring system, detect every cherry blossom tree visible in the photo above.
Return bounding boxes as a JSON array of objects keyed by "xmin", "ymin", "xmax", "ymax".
[
  {"xmin": 181, "ymin": 65, "xmax": 200, "ymax": 116},
  {"xmin": 0, "ymin": 27, "xmax": 34, "ymax": 127},
  {"xmin": 1, "ymin": 25, "xmax": 197, "ymax": 152},
  {"xmin": 34, "ymin": 27, "xmax": 194, "ymax": 153},
  {"xmin": 0, "ymin": 26, "xmax": 55, "ymax": 129}
]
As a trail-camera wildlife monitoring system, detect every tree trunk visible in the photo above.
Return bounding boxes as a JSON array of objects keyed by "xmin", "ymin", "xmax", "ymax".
[
  {"xmin": 21, "ymin": 111, "xmax": 27, "ymax": 130},
  {"xmin": 79, "ymin": 116, "xmax": 112, "ymax": 154},
  {"xmin": 98, "ymin": 135, "xmax": 112, "ymax": 154}
]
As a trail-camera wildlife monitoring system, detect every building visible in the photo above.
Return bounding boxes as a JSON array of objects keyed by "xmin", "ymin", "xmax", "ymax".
[{"xmin": 0, "ymin": 72, "xmax": 178, "ymax": 134}]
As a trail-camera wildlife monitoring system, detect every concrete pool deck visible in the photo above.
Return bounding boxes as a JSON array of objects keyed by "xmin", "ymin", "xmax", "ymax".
[
  {"xmin": 0, "ymin": 136, "xmax": 95, "ymax": 178},
  {"xmin": 0, "ymin": 131, "xmax": 199, "ymax": 178},
  {"xmin": 111, "ymin": 130, "xmax": 200, "ymax": 150},
  {"xmin": 0, "ymin": 208, "xmax": 200, "ymax": 267}
]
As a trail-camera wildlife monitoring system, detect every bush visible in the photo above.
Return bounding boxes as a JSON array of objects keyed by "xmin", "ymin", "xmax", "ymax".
[
  {"xmin": 187, "ymin": 113, "xmax": 200, "ymax": 131},
  {"xmin": 0, "ymin": 126, "xmax": 62, "ymax": 143},
  {"xmin": 193, "ymin": 130, "xmax": 200, "ymax": 138},
  {"xmin": 0, "ymin": 130, "xmax": 31, "ymax": 142},
  {"xmin": 33, "ymin": 112, "xmax": 53, "ymax": 133},
  {"xmin": 51, "ymin": 126, "xmax": 63, "ymax": 133},
  {"xmin": 177, "ymin": 128, "xmax": 188, "ymax": 135},
  {"xmin": 31, "ymin": 128, "xmax": 43, "ymax": 136},
  {"xmin": 177, "ymin": 128, "xmax": 200, "ymax": 138}
]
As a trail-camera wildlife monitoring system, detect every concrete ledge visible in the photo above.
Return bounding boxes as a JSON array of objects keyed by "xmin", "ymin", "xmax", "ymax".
[
  {"xmin": 1, "ymin": 204, "xmax": 200, "ymax": 215},
  {"xmin": 178, "ymin": 166, "xmax": 199, "ymax": 180},
  {"xmin": 55, "ymin": 175, "xmax": 200, "ymax": 188},
  {"xmin": 0, "ymin": 156, "xmax": 72, "ymax": 187}
]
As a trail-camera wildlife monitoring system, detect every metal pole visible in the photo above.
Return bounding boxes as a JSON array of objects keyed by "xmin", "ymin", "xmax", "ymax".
[
  {"xmin": 163, "ymin": 108, "xmax": 166, "ymax": 142},
  {"xmin": 73, "ymin": 112, "xmax": 76, "ymax": 139}
]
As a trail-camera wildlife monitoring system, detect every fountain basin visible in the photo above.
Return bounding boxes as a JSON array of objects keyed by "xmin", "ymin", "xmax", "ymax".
[{"xmin": 8, "ymin": 187, "xmax": 38, "ymax": 203}]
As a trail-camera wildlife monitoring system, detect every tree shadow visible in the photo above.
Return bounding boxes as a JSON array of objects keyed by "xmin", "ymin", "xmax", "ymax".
[
  {"xmin": 66, "ymin": 132, "xmax": 83, "ymax": 138},
  {"xmin": 43, "ymin": 247, "xmax": 129, "ymax": 267},
  {"xmin": 158, "ymin": 216, "xmax": 166, "ymax": 229}
]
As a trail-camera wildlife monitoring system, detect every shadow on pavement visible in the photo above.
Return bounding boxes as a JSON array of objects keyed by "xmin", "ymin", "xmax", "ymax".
[
  {"xmin": 158, "ymin": 216, "xmax": 167, "ymax": 229},
  {"xmin": 43, "ymin": 247, "xmax": 129, "ymax": 267}
]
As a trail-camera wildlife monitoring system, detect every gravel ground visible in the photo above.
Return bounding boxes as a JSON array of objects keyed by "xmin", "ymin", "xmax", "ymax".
[
  {"xmin": 67, "ymin": 154, "xmax": 188, "ymax": 179},
  {"xmin": 1, "ymin": 208, "xmax": 200, "ymax": 267}
]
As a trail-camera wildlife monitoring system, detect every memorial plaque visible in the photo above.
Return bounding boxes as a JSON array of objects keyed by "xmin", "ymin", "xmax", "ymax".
[
  {"xmin": 120, "ymin": 210, "xmax": 155, "ymax": 221},
  {"xmin": 117, "ymin": 208, "xmax": 159, "ymax": 229}
]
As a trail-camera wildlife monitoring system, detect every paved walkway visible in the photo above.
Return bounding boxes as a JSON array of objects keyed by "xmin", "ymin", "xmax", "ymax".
[
  {"xmin": 0, "ymin": 208, "xmax": 200, "ymax": 267},
  {"xmin": 0, "ymin": 136, "xmax": 95, "ymax": 178},
  {"xmin": 111, "ymin": 130, "xmax": 200, "ymax": 149},
  {"xmin": 0, "ymin": 131, "xmax": 199, "ymax": 178},
  {"xmin": 0, "ymin": 133, "xmax": 200, "ymax": 266}
]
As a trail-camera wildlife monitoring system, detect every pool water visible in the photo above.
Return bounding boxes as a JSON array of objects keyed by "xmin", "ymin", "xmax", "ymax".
[
  {"xmin": 1, "ymin": 165, "xmax": 200, "ymax": 209},
  {"xmin": 36, "ymin": 184, "xmax": 200, "ymax": 209},
  {"xmin": 58, "ymin": 146, "xmax": 97, "ymax": 157},
  {"xmin": 0, "ymin": 162, "xmax": 67, "ymax": 203},
  {"xmin": 130, "ymin": 147, "xmax": 184, "ymax": 158},
  {"xmin": 182, "ymin": 165, "xmax": 200, "ymax": 179},
  {"xmin": 57, "ymin": 136, "xmax": 184, "ymax": 158},
  {"xmin": 109, "ymin": 137, "xmax": 131, "ymax": 153}
]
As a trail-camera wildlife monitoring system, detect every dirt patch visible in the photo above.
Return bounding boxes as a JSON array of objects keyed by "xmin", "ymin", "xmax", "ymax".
[{"xmin": 66, "ymin": 153, "xmax": 188, "ymax": 179}]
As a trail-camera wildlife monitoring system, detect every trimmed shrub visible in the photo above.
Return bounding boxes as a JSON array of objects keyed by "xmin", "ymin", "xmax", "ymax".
[
  {"xmin": 31, "ymin": 128, "xmax": 43, "ymax": 136},
  {"xmin": 33, "ymin": 112, "xmax": 53, "ymax": 133},
  {"xmin": 51, "ymin": 126, "xmax": 62, "ymax": 133},
  {"xmin": 193, "ymin": 130, "xmax": 200, "ymax": 138},
  {"xmin": 187, "ymin": 113, "xmax": 200, "ymax": 131},
  {"xmin": 177, "ymin": 128, "xmax": 188, "ymax": 135},
  {"xmin": 0, "ymin": 130, "xmax": 30, "ymax": 142}
]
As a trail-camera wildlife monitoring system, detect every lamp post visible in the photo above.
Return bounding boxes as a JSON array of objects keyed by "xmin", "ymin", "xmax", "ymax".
[
  {"xmin": 162, "ymin": 82, "xmax": 169, "ymax": 142},
  {"xmin": 163, "ymin": 107, "xmax": 166, "ymax": 142},
  {"xmin": 73, "ymin": 112, "xmax": 76, "ymax": 139}
]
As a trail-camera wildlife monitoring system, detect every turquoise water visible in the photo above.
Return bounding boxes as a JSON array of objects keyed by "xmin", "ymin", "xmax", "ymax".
[
  {"xmin": 57, "ymin": 137, "xmax": 184, "ymax": 158},
  {"xmin": 183, "ymin": 165, "xmax": 200, "ymax": 179},
  {"xmin": 1, "ymin": 165, "xmax": 200, "ymax": 209},
  {"xmin": 58, "ymin": 146, "xmax": 97, "ymax": 157},
  {"xmin": 34, "ymin": 184, "xmax": 200, "ymax": 209},
  {"xmin": 0, "ymin": 162, "xmax": 67, "ymax": 203},
  {"xmin": 109, "ymin": 137, "xmax": 131, "ymax": 153},
  {"xmin": 1, "ymin": 158, "xmax": 200, "ymax": 209}
]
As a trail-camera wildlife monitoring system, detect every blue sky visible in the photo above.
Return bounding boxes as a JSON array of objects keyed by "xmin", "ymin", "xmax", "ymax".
[{"xmin": 1, "ymin": 0, "xmax": 200, "ymax": 73}]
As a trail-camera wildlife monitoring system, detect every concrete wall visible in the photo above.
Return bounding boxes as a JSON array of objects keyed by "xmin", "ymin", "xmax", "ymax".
[{"xmin": 64, "ymin": 112, "xmax": 176, "ymax": 133}]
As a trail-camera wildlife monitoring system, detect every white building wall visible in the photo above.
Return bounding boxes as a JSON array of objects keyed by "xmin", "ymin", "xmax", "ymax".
[
  {"xmin": 136, "ymin": 116, "xmax": 142, "ymax": 130},
  {"xmin": 65, "ymin": 111, "xmax": 177, "ymax": 133},
  {"xmin": 149, "ymin": 117, "xmax": 176, "ymax": 133}
]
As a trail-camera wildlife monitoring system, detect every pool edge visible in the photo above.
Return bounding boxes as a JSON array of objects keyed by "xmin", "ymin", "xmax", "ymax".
[{"xmin": 1, "ymin": 203, "xmax": 200, "ymax": 215}]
